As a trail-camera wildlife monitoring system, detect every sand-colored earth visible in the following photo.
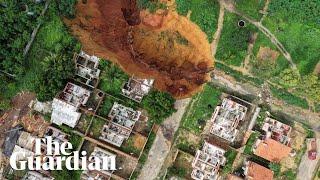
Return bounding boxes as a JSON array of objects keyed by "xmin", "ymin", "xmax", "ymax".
[
  {"xmin": 64, "ymin": 0, "xmax": 213, "ymax": 98},
  {"xmin": 257, "ymin": 46, "xmax": 280, "ymax": 63}
]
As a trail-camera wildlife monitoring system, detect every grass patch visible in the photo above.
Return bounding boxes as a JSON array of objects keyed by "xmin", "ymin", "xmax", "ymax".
[
  {"xmin": 221, "ymin": 149, "xmax": 237, "ymax": 175},
  {"xmin": 181, "ymin": 85, "xmax": 221, "ymax": 134},
  {"xmin": 216, "ymin": 12, "xmax": 257, "ymax": 66},
  {"xmin": 244, "ymin": 131, "xmax": 259, "ymax": 154},
  {"xmin": 270, "ymin": 86, "xmax": 309, "ymax": 109},
  {"xmin": 234, "ymin": 0, "xmax": 266, "ymax": 20},
  {"xmin": 89, "ymin": 117, "xmax": 106, "ymax": 139},
  {"xmin": 175, "ymin": 0, "xmax": 219, "ymax": 42}
]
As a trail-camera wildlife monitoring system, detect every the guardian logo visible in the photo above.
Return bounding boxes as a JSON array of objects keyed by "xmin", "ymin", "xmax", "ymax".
[{"xmin": 9, "ymin": 136, "xmax": 116, "ymax": 171}]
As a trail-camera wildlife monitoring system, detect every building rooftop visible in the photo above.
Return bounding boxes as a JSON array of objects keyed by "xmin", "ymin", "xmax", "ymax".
[
  {"xmin": 81, "ymin": 146, "xmax": 115, "ymax": 179},
  {"xmin": 17, "ymin": 131, "xmax": 36, "ymax": 151},
  {"xmin": 253, "ymin": 138, "xmax": 292, "ymax": 162},
  {"xmin": 22, "ymin": 171, "xmax": 53, "ymax": 180},
  {"xmin": 121, "ymin": 77, "xmax": 154, "ymax": 103},
  {"xmin": 74, "ymin": 51, "xmax": 101, "ymax": 88},
  {"xmin": 58, "ymin": 82, "xmax": 91, "ymax": 108},
  {"xmin": 191, "ymin": 142, "xmax": 226, "ymax": 180},
  {"xmin": 210, "ymin": 98, "xmax": 248, "ymax": 142},
  {"xmin": 244, "ymin": 161, "xmax": 273, "ymax": 180},
  {"xmin": 3, "ymin": 125, "xmax": 22, "ymax": 157},
  {"xmin": 99, "ymin": 102, "xmax": 142, "ymax": 147},
  {"xmin": 51, "ymin": 98, "xmax": 81, "ymax": 128},
  {"xmin": 261, "ymin": 117, "xmax": 292, "ymax": 146}
]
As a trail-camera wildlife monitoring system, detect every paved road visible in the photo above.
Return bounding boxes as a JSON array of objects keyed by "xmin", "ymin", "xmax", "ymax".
[
  {"xmin": 297, "ymin": 136, "xmax": 320, "ymax": 180},
  {"xmin": 138, "ymin": 99, "xmax": 191, "ymax": 180}
]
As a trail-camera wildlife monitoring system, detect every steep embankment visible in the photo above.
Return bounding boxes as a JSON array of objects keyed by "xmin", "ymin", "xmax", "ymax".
[{"xmin": 64, "ymin": 0, "xmax": 213, "ymax": 98}]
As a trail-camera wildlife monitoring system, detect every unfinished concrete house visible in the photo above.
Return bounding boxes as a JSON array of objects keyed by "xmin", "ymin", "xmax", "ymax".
[
  {"xmin": 41, "ymin": 126, "xmax": 68, "ymax": 152},
  {"xmin": 51, "ymin": 82, "xmax": 91, "ymax": 127},
  {"xmin": 191, "ymin": 142, "xmax": 226, "ymax": 180},
  {"xmin": 22, "ymin": 171, "xmax": 54, "ymax": 180},
  {"xmin": 210, "ymin": 98, "xmax": 248, "ymax": 142},
  {"xmin": 253, "ymin": 117, "xmax": 292, "ymax": 162},
  {"xmin": 10, "ymin": 131, "xmax": 36, "ymax": 165},
  {"xmin": 74, "ymin": 51, "xmax": 101, "ymax": 88},
  {"xmin": 99, "ymin": 102, "xmax": 144, "ymax": 147},
  {"xmin": 121, "ymin": 77, "xmax": 154, "ymax": 102},
  {"xmin": 261, "ymin": 117, "xmax": 292, "ymax": 145},
  {"xmin": 81, "ymin": 146, "xmax": 116, "ymax": 180}
]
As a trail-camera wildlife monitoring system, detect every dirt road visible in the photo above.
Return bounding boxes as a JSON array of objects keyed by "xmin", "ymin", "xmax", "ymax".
[{"xmin": 138, "ymin": 98, "xmax": 191, "ymax": 180}]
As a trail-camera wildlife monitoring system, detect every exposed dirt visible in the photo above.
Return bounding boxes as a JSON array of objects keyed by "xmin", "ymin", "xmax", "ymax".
[
  {"xmin": 64, "ymin": 0, "xmax": 213, "ymax": 98},
  {"xmin": 257, "ymin": 46, "xmax": 280, "ymax": 63},
  {"xmin": 314, "ymin": 61, "xmax": 320, "ymax": 75}
]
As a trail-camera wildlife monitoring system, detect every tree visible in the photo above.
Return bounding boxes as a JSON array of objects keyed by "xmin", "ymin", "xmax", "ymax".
[
  {"xmin": 142, "ymin": 91, "xmax": 176, "ymax": 124},
  {"xmin": 278, "ymin": 68, "xmax": 300, "ymax": 88},
  {"xmin": 299, "ymin": 74, "xmax": 320, "ymax": 102},
  {"xmin": 36, "ymin": 53, "xmax": 75, "ymax": 101},
  {"xmin": 269, "ymin": 162, "xmax": 281, "ymax": 176}
]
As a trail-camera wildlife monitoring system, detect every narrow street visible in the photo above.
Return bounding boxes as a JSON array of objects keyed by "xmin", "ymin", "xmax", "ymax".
[{"xmin": 138, "ymin": 98, "xmax": 191, "ymax": 180}]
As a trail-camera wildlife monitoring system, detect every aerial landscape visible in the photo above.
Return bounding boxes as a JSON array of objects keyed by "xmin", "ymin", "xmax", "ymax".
[{"xmin": 0, "ymin": 0, "xmax": 319, "ymax": 180}]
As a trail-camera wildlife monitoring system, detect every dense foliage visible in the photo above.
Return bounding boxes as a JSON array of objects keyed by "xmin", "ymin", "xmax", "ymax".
[
  {"xmin": 216, "ymin": 12, "xmax": 257, "ymax": 66},
  {"xmin": 270, "ymin": 86, "xmax": 309, "ymax": 109},
  {"xmin": 142, "ymin": 90, "xmax": 176, "ymax": 124},
  {"xmin": 269, "ymin": 0, "xmax": 320, "ymax": 27},
  {"xmin": 0, "ymin": 0, "xmax": 44, "ymax": 76},
  {"xmin": 56, "ymin": 0, "xmax": 77, "ymax": 18},
  {"xmin": 176, "ymin": 0, "xmax": 219, "ymax": 42},
  {"xmin": 234, "ymin": 0, "xmax": 265, "ymax": 20}
]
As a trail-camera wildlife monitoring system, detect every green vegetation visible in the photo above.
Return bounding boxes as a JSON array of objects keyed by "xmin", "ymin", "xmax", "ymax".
[
  {"xmin": 56, "ymin": 0, "xmax": 77, "ymax": 18},
  {"xmin": 221, "ymin": 149, "xmax": 237, "ymax": 175},
  {"xmin": 235, "ymin": 0, "xmax": 265, "ymax": 20},
  {"xmin": 181, "ymin": 85, "xmax": 221, "ymax": 134},
  {"xmin": 215, "ymin": 62, "xmax": 264, "ymax": 85},
  {"xmin": 69, "ymin": 133, "xmax": 83, "ymax": 150},
  {"xmin": 282, "ymin": 169, "xmax": 296, "ymax": 180},
  {"xmin": 120, "ymin": 137, "xmax": 141, "ymax": 157},
  {"xmin": 216, "ymin": 12, "xmax": 257, "ymax": 66},
  {"xmin": 167, "ymin": 166, "xmax": 187, "ymax": 178},
  {"xmin": 270, "ymin": 86, "xmax": 309, "ymax": 109},
  {"xmin": 89, "ymin": 117, "xmax": 106, "ymax": 138},
  {"xmin": 0, "ymin": 0, "xmax": 80, "ymax": 102},
  {"xmin": 244, "ymin": 131, "xmax": 259, "ymax": 154},
  {"xmin": 269, "ymin": 162, "xmax": 281, "ymax": 176},
  {"xmin": 0, "ymin": 0, "xmax": 44, "ymax": 76},
  {"xmin": 175, "ymin": 0, "xmax": 219, "ymax": 42},
  {"xmin": 263, "ymin": 0, "xmax": 320, "ymax": 75},
  {"xmin": 52, "ymin": 167, "xmax": 82, "ymax": 180},
  {"xmin": 142, "ymin": 90, "xmax": 176, "ymax": 124},
  {"xmin": 137, "ymin": 0, "xmax": 167, "ymax": 13},
  {"xmin": 98, "ymin": 61, "xmax": 129, "ymax": 98}
]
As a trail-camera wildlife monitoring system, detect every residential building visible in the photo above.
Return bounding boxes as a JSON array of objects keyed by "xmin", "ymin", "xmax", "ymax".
[
  {"xmin": 253, "ymin": 117, "xmax": 292, "ymax": 162},
  {"xmin": 51, "ymin": 82, "xmax": 91, "ymax": 128},
  {"xmin": 99, "ymin": 102, "xmax": 143, "ymax": 147},
  {"xmin": 244, "ymin": 161, "xmax": 273, "ymax": 180},
  {"xmin": 74, "ymin": 51, "xmax": 101, "ymax": 88},
  {"xmin": 210, "ymin": 98, "xmax": 248, "ymax": 142},
  {"xmin": 81, "ymin": 147, "xmax": 115, "ymax": 180},
  {"xmin": 191, "ymin": 142, "xmax": 226, "ymax": 180},
  {"xmin": 121, "ymin": 77, "xmax": 154, "ymax": 102}
]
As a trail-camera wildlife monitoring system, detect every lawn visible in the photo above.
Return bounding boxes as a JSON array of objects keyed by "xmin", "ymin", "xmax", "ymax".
[
  {"xmin": 175, "ymin": 0, "xmax": 220, "ymax": 42},
  {"xmin": 243, "ymin": 131, "xmax": 259, "ymax": 154},
  {"xmin": 215, "ymin": 12, "xmax": 257, "ymax": 66},
  {"xmin": 98, "ymin": 60, "xmax": 129, "ymax": 98},
  {"xmin": 234, "ymin": 0, "xmax": 266, "ymax": 20},
  {"xmin": 181, "ymin": 84, "xmax": 221, "ymax": 134},
  {"xmin": 88, "ymin": 117, "xmax": 106, "ymax": 138}
]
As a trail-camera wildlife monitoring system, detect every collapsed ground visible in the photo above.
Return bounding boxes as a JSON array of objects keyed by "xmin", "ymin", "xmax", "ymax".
[{"xmin": 64, "ymin": 0, "xmax": 214, "ymax": 98}]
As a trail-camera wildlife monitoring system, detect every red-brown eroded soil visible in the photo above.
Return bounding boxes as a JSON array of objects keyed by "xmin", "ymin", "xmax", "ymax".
[{"xmin": 64, "ymin": 0, "xmax": 214, "ymax": 98}]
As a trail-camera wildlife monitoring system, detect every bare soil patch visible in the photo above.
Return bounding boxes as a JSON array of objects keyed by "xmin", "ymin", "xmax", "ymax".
[
  {"xmin": 257, "ymin": 46, "xmax": 280, "ymax": 63},
  {"xmin": 65, "ymin": 0, "xmax": 213, "ymax": 98}
]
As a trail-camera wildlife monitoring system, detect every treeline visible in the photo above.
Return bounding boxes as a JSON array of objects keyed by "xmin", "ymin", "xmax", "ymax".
[{"xmin": 269, "ymin": 0, "xmax": 320, "ymax": 27}]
